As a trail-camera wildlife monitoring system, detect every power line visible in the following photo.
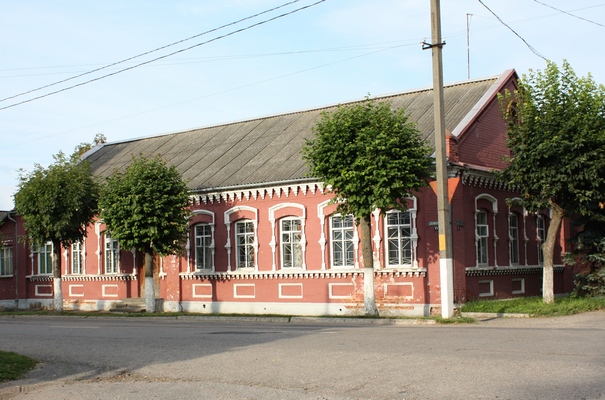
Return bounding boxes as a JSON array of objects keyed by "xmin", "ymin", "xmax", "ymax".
[
  {"xmin": 533, "ymin": 0, "xmax": 605, "ymax": 28},
  {"xmin": 0, "ymin": 42, "xmax": 411, "ymax": 150},
  {"xmin": 0, "ymin": 0, "xmax": 316, "ymax": 106},
  {"xmin": 477, "ymin": 0, "xmax": 547, "ymax": 60},
  {"xmin": 0, "ymin": 41, "xmax": 419, "ymax": 79}
]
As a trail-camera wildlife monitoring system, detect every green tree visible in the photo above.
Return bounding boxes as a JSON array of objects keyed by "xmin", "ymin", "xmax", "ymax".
[
  {"xmin": 99, "ymin": 156, "xmax": 190, "ymax": 312},
  {"xmin": 302, "ymin": 98, "xmax": 433, "ymax": 315},
  {"xmin": 500, "ymin": 60, "xmax": 605, "ymax": 303},
  {"xmin": 14, "ymin": 151, "xmax": 100, "ymax": 311}
]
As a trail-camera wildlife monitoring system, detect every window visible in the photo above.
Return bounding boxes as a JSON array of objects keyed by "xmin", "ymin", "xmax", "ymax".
[
  {"xmin": 537, "ymin": 215, "xmax": 545, "ymax": 264},
  {"xmin": 509, "ymin": 214, "xmax": 519, "ymax": 265},
  {"xmin": 330, "ymin": 214, "xmax": 354, "ymax": 268},
  {"xmin": 71, "ymin": 242, "xmax": 83, "ymax": 274},
  {"xmin": 0, "ymin": 247, "xmax": 12, "ymax": 276},
  {"xmin": 105, "ymin": 234, "xmax": 119, "ymax": 274},
  {"xmin": 476, "ymin": 211, "xmax": 489, "ymax": 265},
  {"xmin": 38, "ymin": 242, "xmax": 53, "ymax": 275},
  {"xmin": 235, "ymin": 220, "xmax": 255, "ymax": 269},
  {"xmin": 281, "ymin": 218, "xmax": 302, "ymax": 268},
  {"xmin": 194, "ymin": 224, "xmax": 212, "ymax": 270},
  {"xmin": 386, "ymin": 211, "xmax": 412, "ymax": 267}
]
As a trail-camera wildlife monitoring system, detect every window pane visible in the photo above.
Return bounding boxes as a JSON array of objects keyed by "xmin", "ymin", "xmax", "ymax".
[
  {"xmin": 386, "ymin": 211, "xmax": 412, "ymax": 267},
  {"xmin": 195, "ymin": 224, "xmax": 212, "ymax": 270}
]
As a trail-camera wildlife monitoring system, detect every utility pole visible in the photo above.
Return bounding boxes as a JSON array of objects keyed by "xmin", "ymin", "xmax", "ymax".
[{"xmin": 424, "ymin": 0, "xmax": 454, "ymax": 318}]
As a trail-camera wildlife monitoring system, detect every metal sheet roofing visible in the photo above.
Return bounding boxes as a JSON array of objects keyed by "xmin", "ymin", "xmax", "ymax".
[{"xmin": 85, "ymin": 72, "xmax": 507, "ymax": 193}]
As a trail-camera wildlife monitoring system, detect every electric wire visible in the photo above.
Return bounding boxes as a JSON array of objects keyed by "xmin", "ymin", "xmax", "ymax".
[
  {"xmin": 477, "ymin": 0, "xmax": 547, "ymax": 60},
  {"xmin": 0, "ymin": 0, "xmax": 326, "ymax": 111},
  {"xmin": 533, "ymin": 0, "xmax": 605, "ymax": 28},
  {"xmin": 0, "ymin": 0, "xmax": 303, "ymax": 104}
]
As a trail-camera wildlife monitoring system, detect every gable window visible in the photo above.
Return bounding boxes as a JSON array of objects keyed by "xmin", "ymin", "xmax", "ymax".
[
  {"xmin": 71, "ymin": 242, "xmax": 83, "ymax": 274},
  {"xmin": 476, "ymin": 211, "xmax": 489, "ymax": 265},
  {"xmin": 105, "ymin": 234, "xmax": 119, "ymax": 274},
  {"xmin": 330, "ymin": 214, "xmax": 354, "ymax": 268},
  {"xmin": 386, "ymin": 211, "xmax": 412, "ymax": 267},
  {"xmin": 38, "ymin": 242, "xmax": 53, "ymax": 275},
  {"xmin": 195, "ymin": 224, "xmax": 213, "ymax": 270},
  {"xmin": 537, "ymin": 215, "xmax": 545, "ymax": 265},
  {"xmin": 0, "ymin": 247, "xmax": 13, "ymax": 276},
  {"xmin": 509, "ymin": 214, "xmax": 520, "ymax": 265},
  {"xmin": 281, "ymin": 218, "xmax": 302, "ymax": 268},
  {"xmin": 235, "ymin": 220, "xmax": 255, "ymax": 269}
]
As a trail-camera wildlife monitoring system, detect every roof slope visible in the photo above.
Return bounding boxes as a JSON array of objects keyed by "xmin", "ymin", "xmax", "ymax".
[{"xmin": 85, "ymin": 73, "xmax": 506, "ymax": 193}]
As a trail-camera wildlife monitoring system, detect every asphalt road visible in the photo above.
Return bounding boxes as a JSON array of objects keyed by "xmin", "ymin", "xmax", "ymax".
[{"xmin": 0, "ymin": 312, "xmax": 604, "ymax": 400}]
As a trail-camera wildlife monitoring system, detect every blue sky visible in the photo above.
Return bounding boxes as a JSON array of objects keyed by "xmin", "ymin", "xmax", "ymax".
[{"xmin": 1, "ymin": 0, "xmax": 604, "ymax": 210}]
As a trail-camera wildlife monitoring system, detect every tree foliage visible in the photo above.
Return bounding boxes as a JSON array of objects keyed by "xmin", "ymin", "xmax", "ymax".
[
  {"xmin": 99, "ymin": 155, "xmax": 190, "ymax": 256},
  {"xmin": 500, "ymin": 60, "xmax": 605, "ymax": 302},
  {"xmin": 303, "ymin": 98, "xmax": 433, "ymax": 315},
  {"xmin": 15, "ymin": 152, "xmax": 100, "ymax": 247},
  {"xmin": 302, "ymin": 98, "xmax": 433, "ymax": 219}
]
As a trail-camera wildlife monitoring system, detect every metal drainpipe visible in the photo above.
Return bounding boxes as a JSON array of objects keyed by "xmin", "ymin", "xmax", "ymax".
[{"xmin": 7, "ymin": 211, "xmax": 18, "ymax": 309}]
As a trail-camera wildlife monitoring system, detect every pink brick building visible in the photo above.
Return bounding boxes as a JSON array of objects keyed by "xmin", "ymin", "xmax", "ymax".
[{"xmin": 0, "ymin": 70, "xmax": 574, "ymax": 315}]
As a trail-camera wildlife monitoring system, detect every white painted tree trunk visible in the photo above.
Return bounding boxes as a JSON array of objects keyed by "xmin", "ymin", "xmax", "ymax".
[
  {"xmin": 543, "ymin": 203, "xmax": 564, "ymax": 304},
  {"xmin": 360, "ymin": 215, "xmax": 378, "ymax": 316},
  {"xmin": 145, "ymin": 277, "xmax": 155, "ymax": 313},
  {"xmin": 52, "ymin": 245, "xmax": 63, "ymax": 312},
  {"xmin": 145, "ymin": 252, "xmax": 155, "ymax": 313},
  {"xmin": 53, "ymin": 277, "xmax": 63, "ymax": 312}
]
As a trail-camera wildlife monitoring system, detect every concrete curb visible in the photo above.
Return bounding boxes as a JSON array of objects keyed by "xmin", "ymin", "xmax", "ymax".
[{"xmin": 461, "ymin": 312, "xmax": 530, "ymax": 319}]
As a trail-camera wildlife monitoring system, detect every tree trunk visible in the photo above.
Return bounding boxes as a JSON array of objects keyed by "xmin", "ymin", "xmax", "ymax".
[
  {"xmin": 542, "ymin": 202, "xmax": 564, "ymax": 304},
  {"xmin": 144, "ymin": 252, "xmax": 156, "ymax": 313},
  {"xmin": 360, "ymin": 214, "xmax": 378, "ymax": 316},
  {"xmin": 52, "ymin": 241, "xmax": 63, "ymax": 312}
]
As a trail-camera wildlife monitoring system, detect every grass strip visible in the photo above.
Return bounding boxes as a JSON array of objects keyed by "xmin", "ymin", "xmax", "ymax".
[{"xmin": 0, "ymin": 351, "xmax": 37, "ymax": 382}]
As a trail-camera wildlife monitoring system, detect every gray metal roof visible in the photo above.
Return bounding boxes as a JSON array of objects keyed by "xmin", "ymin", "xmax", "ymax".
[{"xmin": 85, "ymin": 73, "xmax": 506, "ymax": 193}]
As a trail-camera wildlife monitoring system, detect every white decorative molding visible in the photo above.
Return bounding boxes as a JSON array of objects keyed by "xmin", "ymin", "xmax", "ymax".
[
  {"xmin": 317, "ymin": 200, "xmax": 331, "ymax": 271},
  {"xmin": 69, "ymin": 284, "xmax": 85, "ymax": 297},
  {"xmin": 269, "ymin": 203, "xmax": 307, "ymax": 270},
  {"xmin": 191, "ymin": 182, "xmax": 325, "ymax": 205},
  {"xmin": 224, "ymin": 206, "xmax": 258, "ymax": 272}
]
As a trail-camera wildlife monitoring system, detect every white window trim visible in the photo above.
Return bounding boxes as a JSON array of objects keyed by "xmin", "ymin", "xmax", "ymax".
[
  {"xmin": 235, "ymin": 220, "xmax": 255, "ymax": 270},
  {"xmin": 104, "ymin": 235, "xmax": 120, "ymax": 274},
  {"xmin": 329, "ymin": 214, "xmax": 356, "ymax": 269},
  {"xmin": 187, "ymin": 210, "xmax": 215, "ymax": 273},
  {"xmin": 508, "ymin": 213, "xmax": 520, "ymax": 266},
  {"xmin": 384, "ymin": 208, "xmax": 418, "ymax": 269},
  {"xmin": 224, "ymin": 206, "xmax": 258, "ymax": 272},
  {"xmin": 280, "ymin": 216, "xmax": 304, "ymax": 269},
  {"xmin": 38, "ymin": 241, "xmax": 53, "ymax": 276},
  {"xmin": 268, "ymin": 203, "xmax": 306, "ymax": 271},
  {"xmin": 194, "ymin": 223, "xmax": 214, "ymax": 271},
  {"xmin": 474, "ymin": 194, "xmax": 498, "ymax": 267},
  {"xmin": 71, "ymin": 241, "xmax": 84, "ymax": 275},
  {"xmin": 0, "ymin": 246, "xmax": 13, "ymax": 277}
]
